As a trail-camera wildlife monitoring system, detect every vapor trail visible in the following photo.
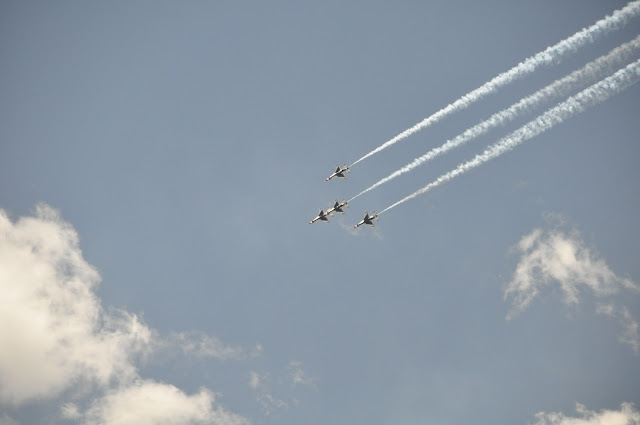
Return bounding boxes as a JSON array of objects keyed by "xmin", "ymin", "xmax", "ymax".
[
  {"xmin": 349, "ymin": 1, "xmax": 640, "ymax": 167},
  {"xmin": 349, "ymin": 35, "xmax": 640, "ymax": 202},
  {"xmin": 379, "ymin": 58, "xmax": 640, "ymax": 215}
]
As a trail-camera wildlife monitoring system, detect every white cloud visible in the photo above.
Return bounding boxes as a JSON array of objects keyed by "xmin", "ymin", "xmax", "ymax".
[
  {"xmin": 249, "ymin": 371, "xmax": 263, "ymax": 390},
  {"xmin": 597, "ymin": 304, "xmax": 640, "ymax": 354},
  {"xmin": 0, "ymin": 204, "xmax": 152, "ymax": 404},
  {"xmin": 533, "ymin": 402, "xmax": 640, "ymax": 425},
  {"xmin": 256, "ymin": 392, "xmax": 288, "ymax": 417},
  {"xmin": 167, "ymin": 331, "xmax": 247, "ymax": 360},
  {"xmin": 248, "ymin": 362, "xmax": 313, "ymax": 417},
  {"xmin": 504, "ymin": 226, "xmax": 636, "ymax": 319},
  {"xmin": 504, "ymin": 221, "xmax": 640, "ymax": 354},
  {"xmin": 0, "ymin": 204, "xmax": 251, "ymax": 425},
  {"xmin": 61, "ymin": 403, "xmax": 82, "ymax": 420},
  {"xmin": 247, "ymin": 371, "xmax": 288, "ymax": 416},
  {"xmin": 83, "ymin": 380, "xmax": 248, "ymax": 425},
  {"xmin": 286, "ymin": 361, "xmax": 314, "ymax": 387}
]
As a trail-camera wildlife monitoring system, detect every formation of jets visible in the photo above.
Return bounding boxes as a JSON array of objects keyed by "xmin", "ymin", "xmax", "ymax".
[{"xmin": 309, "ymin": 166, "xmax": 379, "ymax": 229}]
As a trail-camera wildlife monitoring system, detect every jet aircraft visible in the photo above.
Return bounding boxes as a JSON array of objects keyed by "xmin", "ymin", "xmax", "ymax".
[
  {"xmin": 325, "ymin": 164, "xmax": 350, "ymax": 181},
  {"xmin": 354, "ymin": 211, "xmax": 378, "ymax": 228},
  {"xmin": 309, "ymin": 209, "xmax": 330, "ymax": 224},
  {"xmin": 326, "ymin": 199, "xmax": 348, "ymax": 216}
]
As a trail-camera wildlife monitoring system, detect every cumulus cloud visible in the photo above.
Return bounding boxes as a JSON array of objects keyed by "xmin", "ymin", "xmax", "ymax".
[
  {"xmin": 83, "ymin": 380, "xmax": 248, "ymax": 425},
  {"xmin": 0, "ymin": 204, "xmax": 251, "ymax": 424},
  {"xmin": 504, "ymin": 226, "xmax": 636, "ymax": 319},
  {"xmin": 0, "ymin": 204, "xmax": 152, "ymax": 404},
  {"xmin": 533, "ymin": 402, "xmax": 640, "ymax": 425}
]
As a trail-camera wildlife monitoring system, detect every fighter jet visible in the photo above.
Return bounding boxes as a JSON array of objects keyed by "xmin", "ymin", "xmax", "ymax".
[
  {"xmin": 309, "ymin": 209, "xmax": 330, "ymax": 224},
  {"xmin": 354, "ymin": 211, "xmax": 378, "ymax": 228},
  {"xmin": 325, "ymin": 164, "xmax": 350, "ymax": 181},
  {"xmin": 326, "ymin": 199, "xmax": 348, "ymax": 216}
]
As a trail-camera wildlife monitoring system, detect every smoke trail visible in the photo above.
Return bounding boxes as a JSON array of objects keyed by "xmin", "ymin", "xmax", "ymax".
[
  {"xmin": 349, "ymin": 35, "xmax": 640, "ymax": 202},
  {"xmin": 350, "ymin": 1, "xmax": 640, "ymax": 167},
  {"xmin": 379, "ymin": 58, "xmax": 640, "ymax": 215}
]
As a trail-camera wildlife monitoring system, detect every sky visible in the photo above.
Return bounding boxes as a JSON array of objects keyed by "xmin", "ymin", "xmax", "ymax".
[{"xmin": 1, "ymin": 1, "xmax": 639, "ymax": 425}]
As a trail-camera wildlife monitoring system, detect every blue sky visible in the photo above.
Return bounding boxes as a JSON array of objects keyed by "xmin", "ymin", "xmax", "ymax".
[{"xmin": 1, "ymin": 1, "xmax": 639, "ymax": 424}]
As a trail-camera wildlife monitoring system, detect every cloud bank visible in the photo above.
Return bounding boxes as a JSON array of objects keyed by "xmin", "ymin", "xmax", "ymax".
[
  {"xmin": 0, "ymin": 204, "xmax": 151, "ymax": 404},
  {"xmin": 533, "ymin": 402, "xmax": 640, "ymax": 425},
  {"xmin": 0, "ymin": 204, "xmax": 248, "ymax": 424}
]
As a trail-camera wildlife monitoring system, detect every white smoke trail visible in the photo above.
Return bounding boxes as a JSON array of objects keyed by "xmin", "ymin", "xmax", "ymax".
[
  {"xmin": 350, "ymin": 1, "xmax": 640, "ymax": 167},
  {"xmin": 379, "ymin": 58, "xmax": 640, "ymax": 215},
  {"xmin": 349, "ymin": 35, "xmax": 640, "ymax": 202}
]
